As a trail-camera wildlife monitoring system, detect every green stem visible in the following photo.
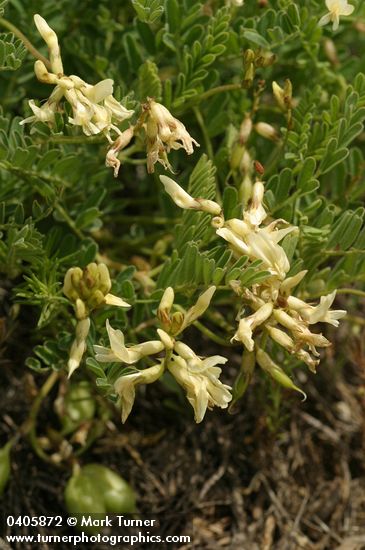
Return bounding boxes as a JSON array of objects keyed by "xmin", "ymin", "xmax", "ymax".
[
  {"xmin": 193, "ymin": 106, "xmax": 214, "ymax": 160},
  {"xmin": 0, "ymin": 17, "xmax": 51, "ymax": 69},
  {"xmin": 324, "ymin": 249, "xmax": 365, "ymax": 257},
  {"xmin": 115, "ymin": 215, "xmax": 174, "ymax": 225},
  {"xmin": 148, "ymin": 264, "xmax": 165, "ymax": 278},
  {"xmin": 180, "ymin": 83, "xmax": 243, "ymax": 112},
  {"xmin": 24, "ymin": 370, "xmax": 60, "ymax": 463},
  {"xmin": 336, "ymin": 288, "xmax": 365, "ymax": 299},
  {"xmin": 346, "ymin": 314, "xmax": 365, "ymax": 326},
  {"xmin": 55, "ymin": 203, "xmax": 85, "ymax": 240},
  {"xmin": 193, "ymin": 106, "xmax": 221, "ymax": 202},
  {"xmin": 45, "ymin": 134, "xmax": 106, "ymax": 145},
  {"xmin": 193, "ymin": 320, "xmax": 233, "ymax": 347}
]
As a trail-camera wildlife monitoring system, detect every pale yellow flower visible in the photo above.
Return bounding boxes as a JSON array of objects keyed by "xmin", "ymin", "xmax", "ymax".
[
  {"xmin": 231, "ymin": 302, "xmax": 274, "ymax": 351},
  {"xmin": 144, "ymin": 100, "xmax": 199, "ymax": 173},
  {"xmin": 20, "ymin": 15, "xmax": 133, "ymax": 140},
  {"xmin": 115, "ymin": 363, "xmax": 164, "ymax": 423},
  {"xmin": 160, "ymin": 176, "xmax": 221, "ymax": 215},
  {"xmin": 319, "ymin": 0, "xmax": 354, "ymax": 30},
  {"xmin": 94, "ymin": 320, "xmax": 164, "ymax": 364},
  {"xmin": 168, "ymin": 343, "xmax": 231, "ymax": 423},
  {"xmin": 287, "ymin": 291, "xmax": 346, "ymax": 327}
]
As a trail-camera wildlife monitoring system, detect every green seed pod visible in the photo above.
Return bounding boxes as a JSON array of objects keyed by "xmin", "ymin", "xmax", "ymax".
[
  {"xmin": 256, "ymin": 348, "xmax": 306, "ymax": 400},
  {"xmin": 65, "ymin": 464, "xmax": 136, "ymax": 532},
  {"xmin": 61, "ymin": 381, "xmax": 96, "ymax": 433},
  {"xmin": 0, "ymin": 441, "xmax": 12, "ymax": 496}
]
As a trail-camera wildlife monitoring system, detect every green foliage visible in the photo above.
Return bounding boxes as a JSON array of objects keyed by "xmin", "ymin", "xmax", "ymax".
[
  {"xmin": 131, "ymin": 0, "xmax": 164, "ymax": 23},
  {"xmin": 1, "ymin": 0, "xmax": 365, "ymax": 475},
  {"xmin": 0, "ymin": 32, "xmax": 26, "ymax": 71}
]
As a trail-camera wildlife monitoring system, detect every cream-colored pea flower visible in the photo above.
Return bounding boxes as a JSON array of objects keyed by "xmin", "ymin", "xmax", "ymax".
[
  {"xmin": 287, "ymin": 291, "xmax": 346, "ymax": 327},
  {"xmin": 68, "ymin": 318, "xmax": 91, "ymax": 378},
  {"xmin": 168, "ymin": 343, "xmax": 231, "ymax": 423},
  {"xmin": 273, "ymin": 309, "xmax": 331, "ymax": 354},
  {"xmin": 160, "ymin": 176, "xmax": 221, "ymax": 215},
  {"xmin": 115, "ymin": 363, "xmax": 164, "ymax": 423},
  {"xmin": 20, "ymin": 15, "xmax": 133, "ymax": 141},
  {"xmin": 318, "ymin": 0, "xmax": 354, "ymax": 31},
  {"xmin": 231, "ymin": 302, "xmax": 274, "ymax": 351},
  {"xmin": 94, "ymin": 320, "xmax": 165, "ymax": 364},
  {"xmin": 144, "ymin": 99, "xmax": 199, "ymax": 173}
]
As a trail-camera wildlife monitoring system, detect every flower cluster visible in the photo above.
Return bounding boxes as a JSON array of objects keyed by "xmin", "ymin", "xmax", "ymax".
[
  {"xmin": 105, "ymin": 98, "xmax": 199, "ymax": 176},
  {"xmin": 94, "ymin": 286, "xmax": 232, "ymax": 423},
  {"xmin": 63, "ymin": 262, "xmax": 130, "ymax": 376},
  {"xmin": 20, "ymin": 15, "xmax": 134, "ymax": 141},
  {"xmin": 160, "ymin": 174, "xmax": 346, "ymax": 393},
  {"xmin": 21, "ymin": 15, "xmax": 199, "ymax": 179}
]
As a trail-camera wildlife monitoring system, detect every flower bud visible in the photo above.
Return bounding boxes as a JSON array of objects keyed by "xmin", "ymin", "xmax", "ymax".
[
  {"xmin": 243, "ymin": 63, "xmax": 254, "ymax": 88},
  {"xmin": 160, "ymin": 175, "xmax": 200, "ymax": 210},
  {"xmin": 239, "ymin": 115, "xmax": 253, "ymax": 145},
  {"xmin": 267, "ymin": 326, "xmax": 294, "ymax": 350},
  {"xmin": 180, "ymin": 286, "xmax": 216, "ymax": 331},
  {"xmin": 272, "ymin": 79, "xmax": 293, "ymax": 111},
  {"xmin": 196, "ymin": 198, "xmax": 222, "ymax": 216},
  {"xmin": 239, "ymin": 174, "xmax": 253, "ymax": 206},
  {"xmin": 34, "ymin": 14, "xmax": 64, "ymax": 74},
  {"xmin": 244, "ymin": 49, "xmax": 255, "ymax": 64},
  {"xmin": 240, "ymin": 149, "xmax": 252, "ymax": 175},
  {"xmin": 157, "ymin": 287, "xmax": 175, "ymax": 325},
  {"xmin": 255, "ymin": 122, "xmax": 279, "ymax": 141},
  {"xmin": 170, "ymin": 311, "xmax": 185, "ymax": 334},
  {"xmin": 75, "ymin": 298, "xmax": 87, "ymax": 320}
]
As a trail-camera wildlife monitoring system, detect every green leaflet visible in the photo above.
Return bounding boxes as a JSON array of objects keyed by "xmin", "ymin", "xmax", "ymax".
[
  {"xmin": 131, "ymin": 0, "xmax": 164, "ymax": 24},
  {"xmin": 137, "ymin": 60, "xmax": 162, "ymax": 101},
  {"xmin": 0, "ymin": 32, "xmax": 26, "ymax": 71}
]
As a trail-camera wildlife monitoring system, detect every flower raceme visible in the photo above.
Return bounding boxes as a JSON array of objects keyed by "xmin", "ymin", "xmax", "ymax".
[
  {"xmin": 20, "ymin": 16, "xmax": 199, "ymax": 178},
  {"xmin": 94, "ymin": 286, "xmax": 232, "ymax": 423},
  {"xmin": 142, "ymin": 99, "xmax": 200, "ymax": 174},
  {"xmin": 318, "ymin": 0, "xmax": 354, "ymax": 31},
  {"xmin": 105, "ymin": 100, "xmax": 200, "ymax": 176},
  {"xmin": 20, "ymin": 15, "xmax": 133, "ymax": 140},
  {"xmin": 159, "ymin": 173, "xmax": 346, "ymax": 391},
  {"xmin": 63, "ymin": 263, "xmax": 130, "ymax": 377},
  {"xmin": 168, "ymin": 343, "xmax": 232, "ymax": 423}
]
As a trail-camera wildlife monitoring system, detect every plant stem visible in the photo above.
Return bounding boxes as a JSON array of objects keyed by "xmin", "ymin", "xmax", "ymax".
[
  {"xmin": 345, "ymin": 314, "xmax": 365, "ymax": 326},
  {"xmin": 55, "ymin": 203, "xmax": 85, "ymax": 240},
  {"xmin": 23, "ymin": 370, "xmax": 60, "ymax": 463},
  {"xmin": 336, "ymin": 288, "xmax": 365, "ymax": 299},
  {"xmin": 182, "ymin": 83, "xmax": 243, "ymax": 111},
  {"xmin": 45, "ymin": 134, "xmax": 106, "ymax": 144},
  {"xmin": 0, "ymin": 17, "xmax": 51, "ymax": 69},
  {"xmin": 193, "ymin": 320, "xmax": 233, "ymax": 347}
]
